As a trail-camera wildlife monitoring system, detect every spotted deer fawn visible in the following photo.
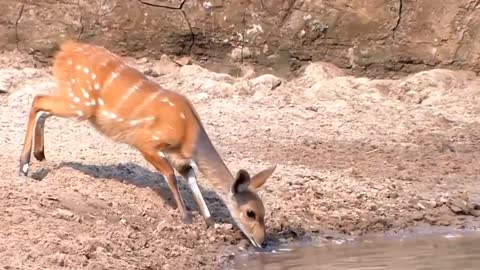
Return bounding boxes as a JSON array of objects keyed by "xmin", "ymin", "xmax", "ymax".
[{"xmin": 18, "ymin": 40, "xmax": 276, "ymax": 248}]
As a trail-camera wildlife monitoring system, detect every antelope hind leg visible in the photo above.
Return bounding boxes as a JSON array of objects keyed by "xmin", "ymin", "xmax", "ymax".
[
  {"xmin": 19, "ymin": 95, "xmax": 82, "ymax": 177},
  {"xmin": 33, "ymin": 112, "xmax": 50, "ymax": 161}
]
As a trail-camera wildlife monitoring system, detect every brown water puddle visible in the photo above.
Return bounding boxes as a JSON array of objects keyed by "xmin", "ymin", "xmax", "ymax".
[{"xmin": 231, "ymin": 227, "xmax": 480, "ymax": 270}]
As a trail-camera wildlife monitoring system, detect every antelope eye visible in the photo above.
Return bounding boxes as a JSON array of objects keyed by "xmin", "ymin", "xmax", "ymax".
[{"xmin": 246, "ymin": 210, "xmax": 256, "ymax": 219}]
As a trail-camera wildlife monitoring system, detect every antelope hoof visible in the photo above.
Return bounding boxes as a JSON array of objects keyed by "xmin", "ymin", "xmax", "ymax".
[
  {"xmin": 204, "ymin": 216, "xmax": 215, "ymax": 228},
  {"xmin": 182, "ymin": 212, "xmax": 193, "ymax": 224},
  {"xmin": 18, "ymin": 162, "xmax": 29, "ymax": 177},
  {"xmin": 34, "ymin": 151, "xmax": 46, "ymax": 162}
]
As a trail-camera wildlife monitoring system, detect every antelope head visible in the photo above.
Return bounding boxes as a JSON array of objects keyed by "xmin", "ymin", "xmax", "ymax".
[{"xmin": 226, "ymin": 165, "xmax": 276, "ymax": 248}]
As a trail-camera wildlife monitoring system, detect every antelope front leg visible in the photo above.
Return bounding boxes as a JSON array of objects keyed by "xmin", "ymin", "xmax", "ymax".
[
  {"xmin": 140, "ymin": 148, "xmax": 193, "ymax": 224},
  {"xmin": 19, "ymin": 95, "xmax": 81, "ymax": 177},
  {"xmin": 178, "ymin": 164, "xmax": 214, "ymax": 227}
]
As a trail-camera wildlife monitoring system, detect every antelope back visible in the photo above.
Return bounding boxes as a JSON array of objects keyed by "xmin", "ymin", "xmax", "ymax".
[{"xmin": 52, "ymin": 40, "xmax": 198, "ymax": 148}]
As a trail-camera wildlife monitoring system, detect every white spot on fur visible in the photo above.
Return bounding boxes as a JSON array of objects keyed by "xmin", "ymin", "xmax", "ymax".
[
  {"xmin": 168, "ymin": 101, "xmax": 174, "ymax": 106},
  {"xmin": 73, "ymin": 97, "xmax": 80, "ymax": 103},
  {"xmin": 91, "ymin": 73, "xmax": 96, "ymax": 80},
  {"xmin": 98, "ymin": 98, "xmax": 104, "ymax": 106},
  {"xmin": 76, "ymin": 65, "xmax": 82, "ymax": 70},
  {"xmin": 71, "ymin": 78, "xmax": 76, "ymax": 83},
  {"xmin": 128, "ymin": 120, "xmax": 140, "ymax": 126},
  {"xmin": 67, "ymin": 59, "xmax": 73, "ymax": 65},
  {"xmin": 101, "ymin": 110, "xmax": 119, "ymax": 120},
  {"xmin": 76, "ymin": 110, "xmax": 84, "ymax": 117},
  {"xmin": 83, "ymin": 67, "xmax": 89, "ymax": 74},
  {"xmin": 102, "ymin": 66, "xmax": 123, "ymax": 90},
  {"xmin": 161, "ymin": 97, "xmax": 169, "ymax": 102},
  {"xmin": 128, "ymin": 116, "xmax": 155, "ymax": 126},
  {"xmin": 94, "ymin": 83, "xmax": 100, "ymax": 90},
  {"xmin": 81, "ymin": 88, "xmax": 89, "ymax": 98},
  {"xmin": 180, "ymin": 113, "xmax": 185, "ymax": 119},
  {"xmin": 152, "ymin": 135, "xmax": 160, "ymax": 140}
]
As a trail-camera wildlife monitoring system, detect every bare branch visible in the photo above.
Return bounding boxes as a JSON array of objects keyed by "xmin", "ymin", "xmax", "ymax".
[
  {"xmin": 15, "ymin": 4, "xmax": 25, "ymax": 51},
  {"xmin": 76, "ymin": 0, "xmax": 84, "ymax": 39},
  {"xmin": 136, "ymin": 0, "xmax": 187, "ymax": 10},
  {"xmin": 97, "ymin": 5, "xmax": 121, "ymax": 17},
  {"xmin": 180, "ymin": 9, "xmax": 195, "ymax": 53},
  {"xmin": 240, "ymin": 9, "xmax": 247, "ymax": 64},
  {"xmin": 136, "ymin": 0, "xmax": 196, "ymax": 54}
]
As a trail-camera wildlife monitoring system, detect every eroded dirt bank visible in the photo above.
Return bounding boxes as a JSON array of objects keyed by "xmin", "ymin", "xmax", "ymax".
[
  {"xmin": 2, "ymin": 0, "xmax": 480, "ymax": 78},
  {"xmin": 1, "ymin": 51, "xmax": 479, "ymax": 269}
]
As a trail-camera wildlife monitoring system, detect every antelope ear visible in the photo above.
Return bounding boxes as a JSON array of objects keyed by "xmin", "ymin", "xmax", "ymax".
[
  {"xmin": 232, "ymin": 169, "xmax": 251, "ymax": 194},
  {"xmin": 249, "ymin": 165, "xmax": 276, "ymax": 191}
]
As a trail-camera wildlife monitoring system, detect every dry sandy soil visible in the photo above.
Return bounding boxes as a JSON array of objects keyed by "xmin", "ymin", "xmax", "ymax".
[{"xmin": 1, "ymin": 50, "xmax": 480, "ymax": 270}]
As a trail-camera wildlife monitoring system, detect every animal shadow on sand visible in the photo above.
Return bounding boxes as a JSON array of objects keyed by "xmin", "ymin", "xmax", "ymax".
[
  {"xmin": 36, "ymin": 161, "xmax": 235, "ymax": 225},
  {"xmin": 30, "ymin": 161, "xmax": 306, "ymax": 247}
]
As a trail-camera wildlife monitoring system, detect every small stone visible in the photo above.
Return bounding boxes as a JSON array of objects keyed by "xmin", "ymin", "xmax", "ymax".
[
  {"xmin": 437, "ymin": 216, "xmax": 453, "ymax": 226},
  {"xmin": 424, "ymin": 215, "xmax": 437, "ymax": 224},
  {"xmin": 151, "ymin": 54, "xmax": 180, "ymax": 76},
  {"xmin": 53, "ymin": 252, "xmax": 66, "ymax": 266},
  {"xmin": 96, "ymin": 219, "xmax": 106, "ymax": 225},
  {"xmin": 53, "ymin": 208, "xmax": 75, "ymax": 221},
  {"xmin": 195, "ymin": 92, "xmax": 209, "ymax": 101},
  {"xmin": 412, "ymin": 212, "xmax": 424, "ymax": 221},
  {"xmin": 416, "ymin": 202, "xmax": 426, "ymax": 210},
  {"xmin": 449, "ymin": 204, "xmax": 463, "ymax": 214},
  {"xmin": 206, "ymin": 229, "xmax": 216, "ymax": 239},
  {"xmin": 387, "ymin": 192, "xmax": 399, "ymax": 199},
  {"xmin": 237, "ymin": 239, "xmax": 249, "ymax": 250},
  {"xmin": 279, "ymin": 237, "xmax": 288, "ymax": 243},
  {"xmin": 230, "ymin": 47, "xmax": 252, "ymax": 61},
  {"xmin": 143, "ymin": 68, "xmax": 159, "ymax": 77},
  {"xmin": 137, "ymin": 57, "xmax": 149, "ymax": 64},
  {"xmin": 10, "ymin": 215, "xmax": 25, "ymax": 224},
  {"xmin": 221, "ymin": 223, "xmax": 233, "ymax": 232}
]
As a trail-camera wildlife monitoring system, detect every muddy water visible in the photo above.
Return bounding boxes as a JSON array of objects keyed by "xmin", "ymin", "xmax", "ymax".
[{"xmin": 232, "ymin": 230, "xmax": 480, "ymax": 270}]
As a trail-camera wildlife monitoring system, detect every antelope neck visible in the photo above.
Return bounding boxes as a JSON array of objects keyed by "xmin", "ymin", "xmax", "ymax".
[{"xmin": 192, "ymin": 127, "xmax": 234, "ymax": 199}]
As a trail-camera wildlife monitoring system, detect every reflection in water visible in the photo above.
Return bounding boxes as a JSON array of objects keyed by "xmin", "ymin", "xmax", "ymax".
[{"xmin": 233, "ymin": 232, "xmax": 480, "ymax": 270}]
